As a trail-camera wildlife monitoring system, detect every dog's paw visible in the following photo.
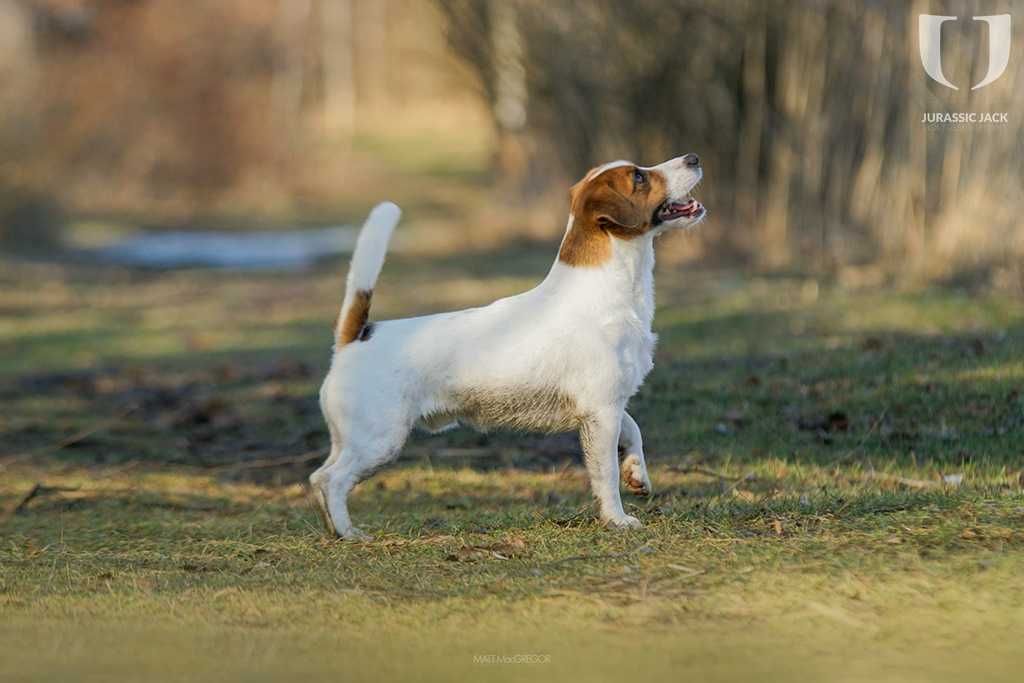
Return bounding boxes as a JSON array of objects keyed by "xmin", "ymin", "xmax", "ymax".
[
  {"xmin": 621, "ymin": 454, "xmax": 652, "ymax": 496},
  {"xmin": 338, "ymin": 526, "xmax": 374, "ymax": 542},
  {"xmin": 604, "ymin": 514, "xmax": 643, "ymax": 530}
]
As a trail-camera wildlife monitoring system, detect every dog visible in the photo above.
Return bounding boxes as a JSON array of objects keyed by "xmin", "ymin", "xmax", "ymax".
[{"xmin": 311, "ymin": 154, "xmax": 705, "ymax": 539}]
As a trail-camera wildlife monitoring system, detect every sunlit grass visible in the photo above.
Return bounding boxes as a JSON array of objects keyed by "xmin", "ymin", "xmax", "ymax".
[
  {"xmin": 1, "ymin": 251, "xmax": 1022, "ymax": 680},
  {"xmin": 2, "ymin": 463, "xmax": 1023, "ymax": 681}
]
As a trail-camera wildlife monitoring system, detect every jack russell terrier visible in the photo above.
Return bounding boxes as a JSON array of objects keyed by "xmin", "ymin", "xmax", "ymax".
[{"xmin": 311, "ymin": 154, "xmax": 705, "ymax": 539}]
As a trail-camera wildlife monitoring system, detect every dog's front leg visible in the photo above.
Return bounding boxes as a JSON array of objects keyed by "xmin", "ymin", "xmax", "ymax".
[
  {"xmin": 580, "ymin": 408, "xmax": 642, "ymax": 529},
  {"xmin": 619, "ymin": 412, "xmax": 652, "ymax": 496}
]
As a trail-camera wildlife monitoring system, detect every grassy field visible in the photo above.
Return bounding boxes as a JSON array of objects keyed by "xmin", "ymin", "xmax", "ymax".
[{"xmin": 2, "ymin": 237, "xmax": 1023, "ymax": 681}]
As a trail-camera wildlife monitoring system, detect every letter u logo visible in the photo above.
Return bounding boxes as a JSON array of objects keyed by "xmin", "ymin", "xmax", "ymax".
[{"xmin": 919, "ymin": 14, "xmax": 1012, "ymax": 90}]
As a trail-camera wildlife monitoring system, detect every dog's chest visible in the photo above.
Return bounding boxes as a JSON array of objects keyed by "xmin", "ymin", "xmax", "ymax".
[
  {"xmin": 609, "ymin": 309, "xmax": 656, "ymax": 399},
  {"xmin": 608, "ymin": 264, "xmax": 657, "ymax": 397},
  {"xmin": 565, "ymin": 279, "xmax": 657, "ymax": 400}
]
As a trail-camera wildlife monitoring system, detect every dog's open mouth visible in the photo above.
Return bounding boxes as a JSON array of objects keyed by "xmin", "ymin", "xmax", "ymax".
[{"xmin": 653, "ymin": 198, "xmax": 704, "ymax": 225}]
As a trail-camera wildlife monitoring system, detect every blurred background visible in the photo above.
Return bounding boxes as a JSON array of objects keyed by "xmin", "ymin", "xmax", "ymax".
[{"xmin": 1, "ymin": 0, "xmax": 1022, "ymax": 284}]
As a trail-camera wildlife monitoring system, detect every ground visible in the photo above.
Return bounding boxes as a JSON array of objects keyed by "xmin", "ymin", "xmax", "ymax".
[{"xmin": 1, "ymin": 235, "xmax": 1023, "ymax": 681}]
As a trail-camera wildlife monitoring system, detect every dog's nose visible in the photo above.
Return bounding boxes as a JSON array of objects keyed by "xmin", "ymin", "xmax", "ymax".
[{"xmin": 682, "ymin": 153, "xmax": 700, "ymax": 168}]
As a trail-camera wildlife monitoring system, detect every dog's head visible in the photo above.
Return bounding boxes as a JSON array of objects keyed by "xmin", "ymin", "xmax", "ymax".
[{"xmin": 560, "ymin": 155, "xmax": 705, "ymax": 266}]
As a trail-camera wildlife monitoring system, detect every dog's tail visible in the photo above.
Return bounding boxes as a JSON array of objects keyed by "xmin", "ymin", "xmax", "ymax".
[{"xmin": 335, "ymin": 201, "xmax": 401, "ymax": 346}]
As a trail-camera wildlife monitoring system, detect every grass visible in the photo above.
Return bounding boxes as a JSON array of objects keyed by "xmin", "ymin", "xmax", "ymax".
[{"xmin": 1, "ymin": 240, "xmax": 1023, "ymax": 681}]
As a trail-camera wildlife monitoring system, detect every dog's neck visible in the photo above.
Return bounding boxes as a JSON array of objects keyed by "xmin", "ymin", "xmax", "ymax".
[{"xmin": 545, "ymin": 216, "xmax": 657, "ymax": 330}]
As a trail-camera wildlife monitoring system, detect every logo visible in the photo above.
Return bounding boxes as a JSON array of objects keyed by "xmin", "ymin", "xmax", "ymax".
[{"xmin": 919, "ymin": 14, "xmax": 1011, "ymax": 90}]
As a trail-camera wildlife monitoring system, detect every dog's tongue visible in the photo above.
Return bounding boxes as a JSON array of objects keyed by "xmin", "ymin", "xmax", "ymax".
[
  {"xmin": 670, "ymin": 199, "xmax": 699, "ymax": 216},
  {"xmin": 657, "ymin": 198, "xmax": 703, "ymax": 221}
]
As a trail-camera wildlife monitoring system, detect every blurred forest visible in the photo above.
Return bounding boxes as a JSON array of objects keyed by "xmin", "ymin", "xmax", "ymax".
[
  {"xmin": 1, "ymin": 0, "xmax": 1022, "ymax": 283},
  {"xmin": 440, "ymin": 0, "xmax": 1024, "ymax": 281},
  {"xmin": 0, "ymin": 0, "xmax": 488, "ymax": 236}
]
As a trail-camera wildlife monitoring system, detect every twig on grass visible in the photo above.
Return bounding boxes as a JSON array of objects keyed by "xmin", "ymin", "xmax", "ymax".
[
  {"xmin": 3, "ymin": 479, "xmax": 248, "ymax": 521},
  {"xmin": 855, "ymin": 470, "xmax": 941, "ymax": 490},
  {"xmin": 2, "ymin": 482, "xmax": 81, "ymax": 522},
  {"xmin": 832, "ymin": 408, "xmax": 888, "ymax": 467},
  {"xmin": 542, "ymin": 542, "xmax": 654, "ymax": 568},
  {"xmin": 1, "ymin": 404, "xmax": 138, "ymax": 466},
  {"xmin": 726, "ymin": 471, "xmax": 757, "ymax": 494},
  {"xmin": 215, "ymin": 449, "xmax": 324, "ymax": 472},
  {"xmin": 667, "ymin": 465, "xmax": 757, "ymax": 494},
  {"xmin": 667, "ymin": 465, "xmax": 734, "ymax": 481}
]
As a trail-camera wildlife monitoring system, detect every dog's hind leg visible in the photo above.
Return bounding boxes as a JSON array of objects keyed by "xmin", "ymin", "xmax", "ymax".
[
  {"xmin": 315, "ymin": 421, "xmax": 410, "ymax": 541},
  {"xmin": 618, "ymin": 411, "xmax": 652, "ymax": 496},
  {"xmin": 310, "ymin": 381, "xmax": 347, "ymax": 534},
  {"xmin": 309, "ymin": 417, "xmax": 343, "ymax": 535}
]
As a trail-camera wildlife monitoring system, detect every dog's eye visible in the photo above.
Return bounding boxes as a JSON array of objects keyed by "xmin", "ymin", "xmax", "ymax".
[{"xmin": 633, "ymin": 169, "xmax": 646, "ymax": 186}]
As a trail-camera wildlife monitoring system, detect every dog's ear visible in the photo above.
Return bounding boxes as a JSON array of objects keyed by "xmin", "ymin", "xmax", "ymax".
[
  {"xmin": 581, "ymin": 182, "xmax": 644, "ymax": 232},
  {"xmin": 568, "ymin": 178, "xmax": 586, "ymax": 207}
]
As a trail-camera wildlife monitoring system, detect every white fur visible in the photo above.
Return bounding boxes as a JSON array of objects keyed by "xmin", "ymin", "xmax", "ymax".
[
  {"xmin": 336, "ymin": 201, "xmax": 400, "ymax": 341},
  {"xmin": 311, "ymin": 156, "xmax": 704, "ymax": 539}
]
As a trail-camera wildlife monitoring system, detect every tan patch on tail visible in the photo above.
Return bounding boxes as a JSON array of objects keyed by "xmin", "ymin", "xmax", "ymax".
[{"xmin": 336, "ymin": 289, "xmax": 373, "ymax": 345}]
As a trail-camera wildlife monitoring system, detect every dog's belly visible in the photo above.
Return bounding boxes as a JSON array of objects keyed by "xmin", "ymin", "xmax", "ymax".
[{"xmin": 421, "ymin": 386, "xmax": 582, "ymax": 434}]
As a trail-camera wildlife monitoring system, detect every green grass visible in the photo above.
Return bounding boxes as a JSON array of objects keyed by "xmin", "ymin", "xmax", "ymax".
[{"xmin": 1, "ymin": 247, "xmax": 1023, "ymax": 681}]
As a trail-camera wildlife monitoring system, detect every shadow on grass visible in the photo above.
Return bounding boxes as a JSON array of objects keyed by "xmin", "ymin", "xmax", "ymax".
[
  {"xmin": 6, "ymin": 330, "xmax": 1022, "ymax": 473},
  {"xmin": 3, "ymin": 254, "xmax": 1021, "ymax": 483}
]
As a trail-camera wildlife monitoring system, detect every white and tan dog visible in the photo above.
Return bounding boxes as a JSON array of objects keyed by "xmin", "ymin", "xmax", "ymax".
[{"xmin": 311, "ymin": 154, "xmax": 705, "ymax": 539}]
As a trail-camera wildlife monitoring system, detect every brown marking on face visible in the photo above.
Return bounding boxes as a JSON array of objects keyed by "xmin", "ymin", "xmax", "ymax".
[
  {"xmin": 558, "ymin": 164, "xmax": 668, "ymax": 267},
  {"xmin": 336, "ymin": 289, "xmax": 373, "ymax": 345}
]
